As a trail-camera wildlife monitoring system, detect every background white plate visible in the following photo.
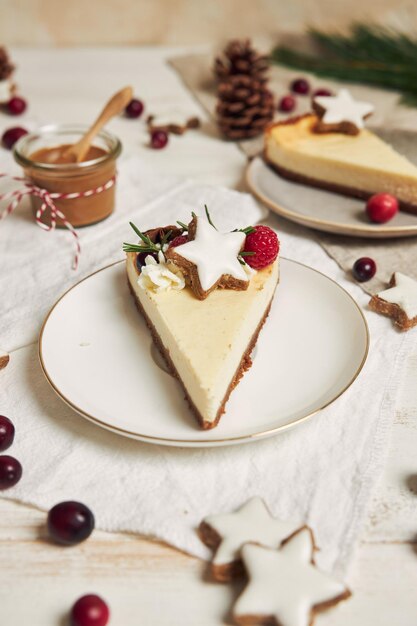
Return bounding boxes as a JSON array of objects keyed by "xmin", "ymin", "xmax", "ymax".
[
  {"xmin": 247, "ymin": 129, "xmax": 417, "ymax": 238},
  {"xmin": 39, "ymin": 259, "xmax": 369, "ymax": 447}
]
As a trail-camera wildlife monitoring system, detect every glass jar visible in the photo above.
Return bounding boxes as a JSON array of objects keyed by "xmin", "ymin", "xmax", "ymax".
[{"xmin": 13, "ymin": 124, "xmax": 122, "ymax": 227}]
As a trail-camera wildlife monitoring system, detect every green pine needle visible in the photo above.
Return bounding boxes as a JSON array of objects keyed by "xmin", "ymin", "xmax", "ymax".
[{"xmin": 271, "ymin": 23, "xmax": 417, "ymax": 105}]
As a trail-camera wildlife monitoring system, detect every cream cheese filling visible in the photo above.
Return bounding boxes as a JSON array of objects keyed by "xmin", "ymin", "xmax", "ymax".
[
  {"xmin": 265, "ymin": 117, "xmax": 417, "ymax": 205},
  {"xmin": 127, "ymin": 255, "xmax": 279, "ymax": 424}
]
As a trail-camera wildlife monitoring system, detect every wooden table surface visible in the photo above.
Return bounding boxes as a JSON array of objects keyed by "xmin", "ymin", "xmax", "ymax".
[{"xmin": 1, "ymin": 46, "xmax": 417, "ymax": 626}]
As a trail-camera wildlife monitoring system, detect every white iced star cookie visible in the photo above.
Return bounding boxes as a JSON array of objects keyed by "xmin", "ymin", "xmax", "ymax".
[
  {"xmin": 370, "ymin": 272, "xmax": 417, "ymax": 331},
  {"xmin": 199, "ymin": 497, "xmax": 299, "ymax": 581},
  {"xmin": 313, "ymin": 88, "xmax": 374, "ymax": 135},
  {"xmin": 233, "ymin": 528, "xmax": 351, "ymax": 626},
  {"xmin": 166, "ymin": 213, "xmax": 249, "ymax": 299}
]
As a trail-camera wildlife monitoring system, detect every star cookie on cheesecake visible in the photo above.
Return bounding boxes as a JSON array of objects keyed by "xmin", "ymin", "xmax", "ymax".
[
  {"xmin": 370, "ymin": 272, "xmax": 417, "ymax": 331},
  {"xmin": 264, "ymin": 89, "xmax": 417, "ymax": 214},
  {"xmin": 312, "ymin": 88, "xmax": 374, "ymax": 135},
  {"xmin": 124, "ymin": 209, "xmax": 280, "ymax": 429}
]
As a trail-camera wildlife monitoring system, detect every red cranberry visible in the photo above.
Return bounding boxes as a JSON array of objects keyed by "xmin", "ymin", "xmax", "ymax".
[
  {"xmin": 6, "ymin": 96, "xmax": 27, "ymax": 115},
  {"xmin": 313, "ymin": 88, "xmax": 333, "ymax": 97},
  {"xmin": 2, "ymin": 126, "xmax": 28, "ymax": 150},
  {"xmin": 125, "ymin": 98, "xmax": 144, "ymax": 119},
  {"xmin": 70, "ymin": 594, "xmax": 110, "ymax": 626},
  {"xmin": 0, "ymin": 415, "xmax": 15, "ymax": 452},
  {"xmin": 291, "ymin": 78, "xmax": 310, "ymax": 95},
  {"xmin": 366, "ymin": 193, "xmax": 399, "ymax": 224},
  {"xmin": 47, "ymin": 501, "xmax": 95, "ymax": 545},
  {"xmin": 0, "ymin": 455, "xmax": 22, "ymax": 490},
  {"xmin": 352, "ymin": 257, "xmax": 377, "ymax": 282},
  {"xmin": 169, "ymin": 234, "xmax": 188, "ymax": 248},
  {"xmin": 150, "ymin": 129, "xmax": 168, "ymax": 149},
  {"xmin": 278, "ymin": 95, "xmax": 296, "ymax": 113}
]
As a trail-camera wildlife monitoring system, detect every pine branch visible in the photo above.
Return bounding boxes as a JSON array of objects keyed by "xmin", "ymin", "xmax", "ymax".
[{"xmin": 271, "ymin": 24, "xmax": 417, "ymax": 105}]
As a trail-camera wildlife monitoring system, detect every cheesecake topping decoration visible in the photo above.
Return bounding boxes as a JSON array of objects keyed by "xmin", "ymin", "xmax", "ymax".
[
  {"xmin": 137, "ymin": 251, "xmax": 185, "ymax": 294},
  {"xmin": 312, "ymin": 88, "xmax": 374, "ymax": 136},
  {"xmin": 166, "ymin": 209, "xmax": 252, "ymax": 299},
  {"xmin": 123, "ymin": 209, "xmax": 279, "ymax": 300}
]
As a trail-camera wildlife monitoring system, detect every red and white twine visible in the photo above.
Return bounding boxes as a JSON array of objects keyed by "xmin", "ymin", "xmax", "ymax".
[{"xmin": 0, "ymin": 173, "xmax": 116, "ymax": 269}]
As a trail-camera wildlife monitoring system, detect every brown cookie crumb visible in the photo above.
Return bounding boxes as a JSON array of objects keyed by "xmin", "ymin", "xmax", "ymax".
[{"xmin": 0, "ymin": 350, "xmax": 10, "ymax": 370}]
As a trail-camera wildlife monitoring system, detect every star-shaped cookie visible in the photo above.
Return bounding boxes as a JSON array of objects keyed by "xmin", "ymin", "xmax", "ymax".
[
  {"xmin": 233, "ymin": 528, "xmax": 350, "ymax": 626},
  {"xmin": 166, "ymin": 214, "xmax": 249, "ymax": 299},
  {"xmin": 199, "ymin": 497, "xmax": 299, "ymax": 581},
  {"xmin": 313, "ymin": 88, "xmax": 374, "ymax": 135},
  {"xmin": 370, "ymin": 272, "xmax": 417, "ymax": 331}
]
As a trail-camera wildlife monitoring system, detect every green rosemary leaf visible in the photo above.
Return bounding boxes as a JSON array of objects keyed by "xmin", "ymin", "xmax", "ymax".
[
  {"xmin": 204, "ymin": 204, "xmax": 217, "ymax": 229},
  {"xmin": 123, "ymin": 243, "xmax": 154, "ymax": 253},
  {"xmin": 240, "ymin": 251, "xmax": 255, "ymax": 256},
  {"xmin": 161, "ymin": 230, "xmax": 173, "ymax": 247},
  {"xmin": 176, "ymin": 220, "xmax": 188, "ymax": 230},
  {"xmin": 129, "ymin": 222, "xmax": 146, "ymax": 242}
]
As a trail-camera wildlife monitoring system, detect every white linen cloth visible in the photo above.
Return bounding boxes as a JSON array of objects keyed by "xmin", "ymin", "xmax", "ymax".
[{"xmin": 0, "ymin": 154, "xmax": 409, "ymax": 576}]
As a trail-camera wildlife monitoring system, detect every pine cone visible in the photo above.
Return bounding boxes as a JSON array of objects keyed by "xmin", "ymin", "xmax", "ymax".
[
  {"xmin": 214, "ymin": 39, "xmax": 269, "ymax": 82},
  {"xmin": 214, "ymin": 39, "xmax": 274, "ymax": 140},
  {"xmin": 0, "ymin": 47, "xmax": 14, "ymax": 81}
]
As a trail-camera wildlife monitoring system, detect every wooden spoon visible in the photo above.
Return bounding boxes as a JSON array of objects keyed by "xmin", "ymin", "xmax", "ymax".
[{"xmin": 64, "ymin": 85, "xmax": 133, "ymax": 163}]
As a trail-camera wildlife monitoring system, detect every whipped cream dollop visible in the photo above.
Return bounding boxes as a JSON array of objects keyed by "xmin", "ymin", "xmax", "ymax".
[{"xmin": 138, "ymin": 250, "xmax": 185, "ymax": 294}]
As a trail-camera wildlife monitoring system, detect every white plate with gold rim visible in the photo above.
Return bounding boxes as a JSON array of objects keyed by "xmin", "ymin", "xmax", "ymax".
[
  {"xmin": 246, "ymin": 129, "xmax": 417, "ymax": 238},
  {"xmin": 39, "ymin": 259, "xmax": 369, "ymax": 448}
]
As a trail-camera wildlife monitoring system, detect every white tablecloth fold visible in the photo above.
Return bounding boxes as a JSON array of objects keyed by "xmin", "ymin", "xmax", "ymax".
[{"xmin": 0, "ymin": 155, "xmax": 409, "ymax": 576}]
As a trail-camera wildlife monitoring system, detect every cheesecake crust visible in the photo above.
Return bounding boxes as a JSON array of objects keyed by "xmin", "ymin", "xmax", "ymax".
[
  {"xmin": 264, "ymin": 153, "xmax": 417, "ymax": 216},
  {"xmin": 264, "ymin": 116, "xmax": 417, "ymax": 215},
  {"xmin": 127, "ymin": 275, "xmax": 275, "ymax": 430}
]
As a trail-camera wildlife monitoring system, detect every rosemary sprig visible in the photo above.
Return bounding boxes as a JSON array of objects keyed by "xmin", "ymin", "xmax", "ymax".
[
  {"xmin": 160, "ymin": 230, "xmax": 173, "ymax": 247},
  {"xmin": 176, "ymin": 220, "xmax": 188, "ymax": 230},
  {"xmin": 271, "ymin": 23, "xmax": 417, "ymax": 106},
  {"xmin": 123, "ymin": 222, "xmax": 162, "ymax": 255},
  {"xmin": 204, "ymin": 204, "xmax": 217, "ymax": 229},
  {"xmin": 122, "ymin": 242, "xmax": 156, "ymax": 253}
]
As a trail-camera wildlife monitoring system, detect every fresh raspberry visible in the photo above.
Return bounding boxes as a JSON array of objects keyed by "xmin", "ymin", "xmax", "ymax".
[
  {"xmin": 169, "ymin": 234, "xmax": 188, "ymax": 248},
  {"xmin": 243, "ymin": 225, "xmax": 279, "ymax": 269}
]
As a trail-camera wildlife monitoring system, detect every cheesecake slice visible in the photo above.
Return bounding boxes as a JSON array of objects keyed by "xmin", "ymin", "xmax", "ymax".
[
  {"xmin": 265, "ymin": 114, "xmax": 417, "ymax": 214},
  {"xmin": 126, "ymin": 251, "xmax": 279, "ymax": 429}
]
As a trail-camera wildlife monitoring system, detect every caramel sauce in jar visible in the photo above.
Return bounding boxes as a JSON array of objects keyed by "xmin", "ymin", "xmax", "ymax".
[{"xmin": 13, "ymin": 126, "xmax": 121, "ymax": 228}]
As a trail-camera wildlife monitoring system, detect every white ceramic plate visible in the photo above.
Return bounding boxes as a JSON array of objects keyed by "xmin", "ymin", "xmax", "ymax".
[
  {"xmin": 247, "ymin": 129, "xmax": 417, "ymax": 238},
  {"xmin": 39, "ymin": 260, "xmax": 369, "ymax": 447}
]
